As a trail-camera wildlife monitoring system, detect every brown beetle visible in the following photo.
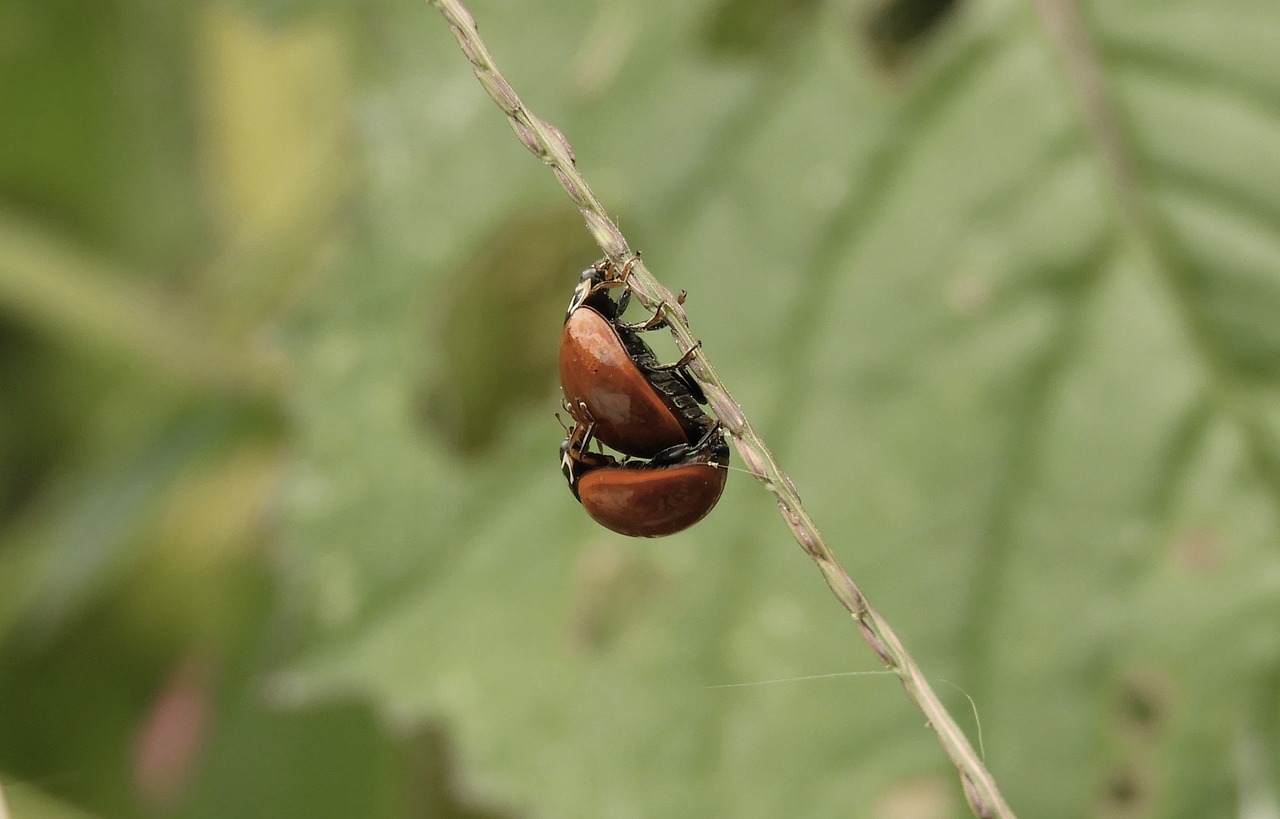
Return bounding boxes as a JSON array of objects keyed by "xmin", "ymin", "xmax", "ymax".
[
  {"xmin": 558, "ymin": 260, "xmax": 712, "ymax": 459},
  {"xmin": 560, "ymin": 421, "xmax": 729, "ymax": 538}
]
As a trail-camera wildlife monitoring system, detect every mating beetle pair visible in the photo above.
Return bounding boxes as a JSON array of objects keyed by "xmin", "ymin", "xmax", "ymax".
[{"xmin": 558, "ymin": 259, "xmax": 728, "ymax": 537}]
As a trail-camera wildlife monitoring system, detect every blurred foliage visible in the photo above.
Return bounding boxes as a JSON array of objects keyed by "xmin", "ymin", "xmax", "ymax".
[
  {"xmin": 2, "ymin": 0, "xmax": 1280, "ymax": 817},
  {"xmin": 420, "ymin": 209, "xmax": 597, "ymax": 455},
  {"xmin": 861, "ymin": 0, "xmax": 962, "ymax": 69}
]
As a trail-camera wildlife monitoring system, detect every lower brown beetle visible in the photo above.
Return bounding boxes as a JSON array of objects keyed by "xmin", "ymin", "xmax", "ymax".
[{"xmin": 560, "ymin": 421, "xmax": 729, "ymax": 538}]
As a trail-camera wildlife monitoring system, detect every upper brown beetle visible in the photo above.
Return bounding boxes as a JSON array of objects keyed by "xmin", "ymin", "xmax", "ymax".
[{"xmin": 558, "ymin": 259, "xmax": 714, "ymax": 459}]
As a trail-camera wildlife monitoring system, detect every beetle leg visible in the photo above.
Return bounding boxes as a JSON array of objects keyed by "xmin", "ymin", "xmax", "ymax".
[
  {"xmin": 617, "ymin": 253, "xmax": 639, "ymax": 284},
  {"xmin": 651, "ymin": 340, "xmax": 702, "ymax": 372},
  {"xmin": 647, "ymin": 441, "xmax": 692, "ymax": 466},
  {"xmin": 639, "ymin": 341, "xmax": 707, "ymax": 402},
  {"xmin": 676, "ymin": 369, "xmax": 707, "ymax": 404},
  {"xmin": 612, "ymin": 282, "xmax": 631, "ymax": 316},
  {"xmin": 689, "ymin": 421, "xmax": 723, "ymax": 451},
  {"xmin": 586, "ymin": 273, "xmax": 631, "ymax": 315},
  {"xmin": 571, "ymin": 419, "xmax": 596, "ymax": 452},
  {"xmin": 646, "ymin": 422, "xmax": 724, "ymax": 467},
  {"xmin": 688, "ymin": 422, "xmax": 730, "ymax": 465},
  {"xmin": 617, "ymin": 302, "xmax": 669, "ymax": 332},
  {"xmin": 602, "ymin": 254, "xmax": 640, "ymax": 314},
  {"xmin": 561, "ymin": 418, "xmax": 613, "ymax": 494}
]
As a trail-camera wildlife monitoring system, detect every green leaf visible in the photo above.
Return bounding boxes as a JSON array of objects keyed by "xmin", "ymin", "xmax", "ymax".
[
  {"xmin": 263, "ymin": 0, "xmax": 1280, "ymax": 814},
  {"xmin": 278, "ymin": 0, "xmax": 1280, "ymax": 816},
  {"xmin": 8, "ymin": 0, "xmax": 1278, "ymax": 815}
]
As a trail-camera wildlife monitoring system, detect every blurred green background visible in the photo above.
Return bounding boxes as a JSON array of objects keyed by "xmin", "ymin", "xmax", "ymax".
[{"xmin": 2, "ymin": 0, "xmax": 1280, "ymax": 816}]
